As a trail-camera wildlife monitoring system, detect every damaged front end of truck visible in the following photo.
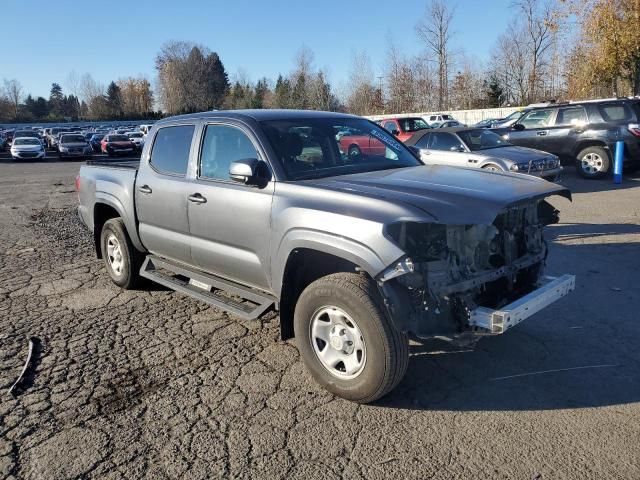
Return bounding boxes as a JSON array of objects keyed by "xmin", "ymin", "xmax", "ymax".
[{"xmin": 378, "ymin": 197, "xmax": 575, "ymax": 339}]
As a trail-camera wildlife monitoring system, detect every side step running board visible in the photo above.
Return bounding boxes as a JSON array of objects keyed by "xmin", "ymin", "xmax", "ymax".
[{"xmin": 140, "ymin": 255, "xmax": 275, "ymax": 320}]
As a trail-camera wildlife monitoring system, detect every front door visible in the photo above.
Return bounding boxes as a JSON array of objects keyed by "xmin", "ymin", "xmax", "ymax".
[
  {"xmin": 187, "ymin": 123, "xmax": 274, "ymax": 291},
  {"xmin": 136, "ymin": 124, "xmax": 196, "ymax": 265},
  {"xmin": 508, "ymin": 108, "xmax": 557, "ymax": 150},
  {"xmin": 421, "ymin": 131, "xmax": 467, "ymax": 166}
]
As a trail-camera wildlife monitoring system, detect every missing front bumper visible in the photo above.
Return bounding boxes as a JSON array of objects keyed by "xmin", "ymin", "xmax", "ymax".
[{"xmin": 468, "ymin": 274, "xmax": 575, "ymax": 334}]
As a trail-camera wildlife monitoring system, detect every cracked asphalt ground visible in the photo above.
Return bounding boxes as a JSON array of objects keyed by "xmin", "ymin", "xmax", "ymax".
[{"xmin": 1, "ymin": 156, "xmax": 639, "ymax": 480}]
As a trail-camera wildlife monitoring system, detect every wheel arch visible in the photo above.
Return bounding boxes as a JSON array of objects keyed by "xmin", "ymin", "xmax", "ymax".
[
  {"xmin": 276, "ymin": 243, "xmax": 385, "ymax": 341},
  {"xmin": 572, "ymin": 140, "xmax": 609, "ymax": 158},
  {"xmin": 93, "ymin": 196, "xmax": 144, "ymax": 258}
]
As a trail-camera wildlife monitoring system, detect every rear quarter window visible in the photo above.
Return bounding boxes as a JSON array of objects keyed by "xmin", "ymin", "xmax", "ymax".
[
  {"xmin": 598, "ymin": 103, "xmax": 633, "ymax": 123},
  {"xmin": 149, "ymin": 125, "xmax": 195, "ymax": 176}
]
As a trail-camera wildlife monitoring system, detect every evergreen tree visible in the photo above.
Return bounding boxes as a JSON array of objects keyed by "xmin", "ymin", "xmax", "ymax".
[
  {"xmin": 486, "ymin": 74, "xmax": 504, "ymax": 107},
  {"xmin": 273, "ymin": 75, "xmax": 291, "ymax": 108},
  {"xmin": 106, "ymin": 81, "xmax": 123, "ymax": 117},
  {"xmin": 33, "ymin": 97, "xmax": 49, "ymax": 119},
  {"xmin": 207, "ymin": 52, "xmax": 230, "ymax": 109},
  {"xmin": 252, "ymin": 78, "xmax": 269, "ymax": 109},
  {"xmin": 49, "ymin": 83, "xmax": 64, "ymax": 117}
]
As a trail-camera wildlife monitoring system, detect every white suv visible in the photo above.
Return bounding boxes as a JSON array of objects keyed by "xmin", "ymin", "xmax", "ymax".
[{"xmin": 426, "ymin": 114, "xmax": 454, "ymax": 127}]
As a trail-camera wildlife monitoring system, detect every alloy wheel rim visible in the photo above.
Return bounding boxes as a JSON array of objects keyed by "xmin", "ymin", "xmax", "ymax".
[
  {"xmin": 310, "ymin": 306, "xmax": 366, "ymax": 379},
  {"xmin": 106, "ymin": 234, "xmax": 124, "ymax": 276},
  {"xmin": 581, "ymin": 153, "xmax": 603, "ymax": 174}
]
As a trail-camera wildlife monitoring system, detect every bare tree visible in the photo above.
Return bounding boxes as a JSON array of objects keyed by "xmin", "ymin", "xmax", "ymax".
[
  {"xmin": 385, "ymin": 39, "xmax": 418, "ymax": 113},
  {"xmin": 3, "ymin": 79, "xmax": 22, "ymax": 119},
  {"xmin": 515, "ymin": 0, "xmax": 556, "ymax": 102},
  {"xmin": 416, "ymin": 0, "xmax": 455, "ymax": 109},
  {"xmin": 346, "ymin": 51, "xmax": 379, "ymax": 115},
  {"xmin": 65, "ymin": 70, "xmax": 82, "ymax": 118}
]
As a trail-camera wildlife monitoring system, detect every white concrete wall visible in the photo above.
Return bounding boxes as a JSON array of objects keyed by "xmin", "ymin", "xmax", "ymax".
[{"xmin": 367, "ymin": 106, "xmax": 524, "ymax": 125}]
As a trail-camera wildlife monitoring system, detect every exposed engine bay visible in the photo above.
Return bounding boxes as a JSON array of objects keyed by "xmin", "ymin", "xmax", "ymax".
[{"xmin": 381, "ymin": 199, "xmax": 561, "ymax": 338}]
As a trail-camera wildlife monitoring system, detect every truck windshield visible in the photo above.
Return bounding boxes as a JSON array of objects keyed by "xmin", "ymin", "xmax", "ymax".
[
  {"xmin": 261, "ymin": 118, "xmax": 422, "ymax": 180},
  {"xmin": 399, "ymin": 117, "xmax": 430, "ymax": 132}
]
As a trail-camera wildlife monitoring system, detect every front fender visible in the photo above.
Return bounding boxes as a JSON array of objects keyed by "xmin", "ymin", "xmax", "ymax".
[{"xmin": 271, "ymin": 228, "xmax": 403, "ymax": 297}]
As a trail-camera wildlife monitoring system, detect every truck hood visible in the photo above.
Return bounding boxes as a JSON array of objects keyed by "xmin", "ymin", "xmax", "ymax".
[{"xmin": 304, "ymin": 165, "xmax": 571, "ymax": 224}]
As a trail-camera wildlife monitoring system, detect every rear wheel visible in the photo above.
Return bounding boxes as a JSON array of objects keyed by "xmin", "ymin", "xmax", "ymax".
[
  {"xmin": 294, "ymin": 272, "xmax": 409, "ymax": 403},
  {"xmin": 348, "ymin": 145, "xmax": 361, "ymax": 158},
  {"xmin": 576, "ymin": 146, "xmax": 610, "ymax": 179},
  {"xmin": 100, "ymin": 218, "xmax": 144, "ymax": 289}
]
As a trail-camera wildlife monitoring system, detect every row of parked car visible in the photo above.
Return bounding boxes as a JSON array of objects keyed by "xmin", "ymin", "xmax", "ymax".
[
  {"xmin": 373, "ymin": 97, "xmax": 640, "ymax": 179},
  {"xmin": 0, "ymin": 123, "xmax": 154, "ymax": 160}
]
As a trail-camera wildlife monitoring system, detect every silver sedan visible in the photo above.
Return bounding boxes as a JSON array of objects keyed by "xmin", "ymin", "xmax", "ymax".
[{"xmin": 405, "ymin": 127, "xmax": 562, "ymax": 181}]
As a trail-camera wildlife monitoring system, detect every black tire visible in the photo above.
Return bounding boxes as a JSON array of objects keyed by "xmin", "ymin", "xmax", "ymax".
[
  {"xmin": 348, "ymin": 145, "xmax": 361, "ymax": 158},
  {"xmin": 100, "ymin": 218, "xmax": 144, "ymax": 289},
  {"xmin": 294, "ymin": 272, "xmax": 409, "ymax": 403},
  {"xmin": 576, "ymin": 146, "xmax": 610, "ymax": 179}
]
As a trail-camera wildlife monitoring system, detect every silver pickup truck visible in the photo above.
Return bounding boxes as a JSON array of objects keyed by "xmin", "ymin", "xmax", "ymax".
[{"xmin": 77, "ymin": 110, "xmax": 575, "ymax": 403}]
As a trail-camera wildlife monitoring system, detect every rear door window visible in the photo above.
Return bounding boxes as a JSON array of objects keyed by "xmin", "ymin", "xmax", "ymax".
[
  {"xmin": 598, "ymin": 103, "xmax": 633, "ymax": 122},
  {"xmin": 555, "ymin": 107, "xmax": 588, "ymax": 126},
  {"xmin": 149, "ymin": 125, "xmax": 195, "ymax": 176}
]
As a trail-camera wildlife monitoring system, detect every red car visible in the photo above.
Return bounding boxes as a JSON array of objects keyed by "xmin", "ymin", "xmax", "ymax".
[
  {"xmin": 337, "ymin": 129, "xmax": 386, "ymax": 157},
  {"xmin": 378, "ymin": 117, "xmax": 431, "ymax": 142},
  {"xmin": 101, "ymin": 134, "xmax": 136, "ymax": 156}
]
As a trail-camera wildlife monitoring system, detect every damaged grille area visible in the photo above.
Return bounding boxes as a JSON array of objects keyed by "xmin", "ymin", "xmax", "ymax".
[{"xmin": 384, "ymin": 200, "xmax": 558, "ymax": 337}]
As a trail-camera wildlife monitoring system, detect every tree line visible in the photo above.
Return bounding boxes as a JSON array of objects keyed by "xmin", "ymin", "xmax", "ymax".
[{"xmin": 1, "ymin": 0, "xmax": 638, "ymax": 123}]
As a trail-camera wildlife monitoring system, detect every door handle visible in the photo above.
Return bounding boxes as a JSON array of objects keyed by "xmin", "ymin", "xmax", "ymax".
[
  {"xmin": 536, "ymin": 131, "xmax": 548, "ymax": 136},
  {"xmin": 138, "ymin": 184, "xmax": 152, "ymax": 194},
  {"xmin": 188, "ymin": 193, "xmax": 207, "ymax": 204}
]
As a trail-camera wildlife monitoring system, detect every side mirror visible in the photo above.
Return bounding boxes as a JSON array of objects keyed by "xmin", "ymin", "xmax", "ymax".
[
  {"xmin": 512, "ymin": 123, "xmax": 525, "ymax": 131},
  {"xmin": 229, "ymin": 158, "xmax": 268, "ymax": 186},
  {"xmin": 450, "ymin": 145, "xmax": 465, "ymax": 152},
  {"xmin": 391, "ymin": 129, "xmax": 400, "ymax": 136}
]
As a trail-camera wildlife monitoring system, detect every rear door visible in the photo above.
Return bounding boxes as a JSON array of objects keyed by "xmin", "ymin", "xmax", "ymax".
[
  {"xmin": 546, "ymin": 106, "xmax": 589, "ymax": 156},
  {"xmin": 508, "ymin": 108, "xmax": 557, "ymax": 151},
  {"xmin": 135, "ymin": 123, "xmax": 196, "ymax": 264},
  {"xmin": 187, "ymin": 122, "xmax": 274, "ymax": 290}
]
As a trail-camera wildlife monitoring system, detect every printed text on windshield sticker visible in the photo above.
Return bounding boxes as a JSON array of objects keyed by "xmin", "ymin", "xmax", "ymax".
[{"xmin": 370, "ymin": 129, "xmax": 403, "ymax": 151}]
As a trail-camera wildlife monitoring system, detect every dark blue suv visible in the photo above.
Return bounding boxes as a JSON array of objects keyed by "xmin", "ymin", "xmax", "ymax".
[{"xmin": 495, "ymin": 99, "xmax": 640, "ymax": 179}]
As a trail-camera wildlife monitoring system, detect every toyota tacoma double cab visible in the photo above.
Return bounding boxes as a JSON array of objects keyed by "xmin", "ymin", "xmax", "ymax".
[{"xmin": 77, "ymin": 110, "xmax": 575, "ymax": 403}]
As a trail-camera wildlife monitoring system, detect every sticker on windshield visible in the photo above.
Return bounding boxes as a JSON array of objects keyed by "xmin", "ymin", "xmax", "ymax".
[{"xmin": 370, "ymin": 129, "xmax": 403, "ymax": 151}]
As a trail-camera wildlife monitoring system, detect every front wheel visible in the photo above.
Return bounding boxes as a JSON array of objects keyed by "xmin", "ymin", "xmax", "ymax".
[
  {"xmin": 294, "ymin": 272, "xmax": 409, "ymax": 403},
  {"xmin": 100, "ymin": 218, "xmax": 144, "ymax": 289},
  {"xmin": 576, "ymin": 146, "xmax": 610, "ymax": 179}
]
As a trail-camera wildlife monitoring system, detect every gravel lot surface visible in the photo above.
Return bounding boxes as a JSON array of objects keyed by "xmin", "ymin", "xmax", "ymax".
[{"xmin": 1, "ymin": 155, "xmax": 639, "ymax": 479}]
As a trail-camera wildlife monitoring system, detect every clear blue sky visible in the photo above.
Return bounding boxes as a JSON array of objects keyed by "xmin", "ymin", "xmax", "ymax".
[{"xmin": 1, "ymin": 0, "xmax": 512, "ymax": 100}]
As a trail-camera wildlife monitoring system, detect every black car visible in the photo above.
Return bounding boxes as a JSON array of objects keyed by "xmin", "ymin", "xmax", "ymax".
[{"xmin": 494, "ymin": 98, "xmax": 640, "ymax": 178}]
